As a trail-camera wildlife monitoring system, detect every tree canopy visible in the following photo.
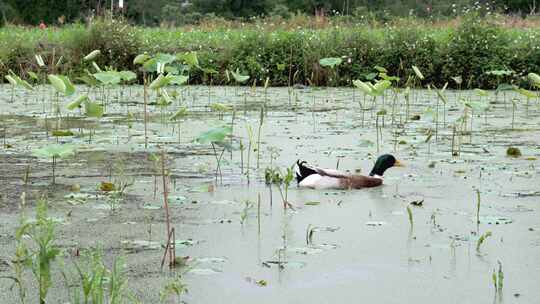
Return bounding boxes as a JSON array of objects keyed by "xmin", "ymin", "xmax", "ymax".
[{"xmin": 0, "ymin": 0, "xmax": 536, "ymax": 26}]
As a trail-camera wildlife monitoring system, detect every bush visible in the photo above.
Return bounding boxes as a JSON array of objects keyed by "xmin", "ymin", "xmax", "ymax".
[
  {"xmin": 83, "ymin": 18, "xmax": 142, "ymax": 72},
  {"xmin": 442, "ymin": 15, "xmax": 510, "ymax": 88},
  {"xmin": 2, "ymin": 16, "xmax": 540, "ymax": 89}
]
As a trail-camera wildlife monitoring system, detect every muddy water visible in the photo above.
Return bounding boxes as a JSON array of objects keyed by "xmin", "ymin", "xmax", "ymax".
[{"xmin": 0, "ymin": 85, "xmax": 539, "ymax": 303}]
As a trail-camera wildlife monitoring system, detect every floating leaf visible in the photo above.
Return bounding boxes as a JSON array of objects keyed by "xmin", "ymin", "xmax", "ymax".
[
  {"xmin": 121, "ymin": 240, "xmax": 160, "ymax": 251},
  {"xmin": 33, "ymin": 144, "xmax": 76, "ymax": 159},
  {"xmin": 365, "ymin": 221, "xmax": 387, "ymax": 226},
  {"xmin": 52, "ymin": 130, "xmax": 74, "ymax": 137},
  {"xmin": 188, "ymin": 268, "xmax": 222, "ymax": 275},
  {"xmin": 478, "ymin": 216, "xmax": 513, "ymax": 225},
  {"xmin": 506, "ymin": 147, "xmax": 521, "ymax": 157},
  {"xmin": 100, "ymin": 182, "xmax": 115, "ymax": 192}
]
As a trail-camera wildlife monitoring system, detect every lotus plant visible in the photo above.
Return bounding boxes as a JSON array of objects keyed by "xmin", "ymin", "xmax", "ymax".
[{"xmin": 32, "ymin": 144, "xmax": 77, "ymax": 185}]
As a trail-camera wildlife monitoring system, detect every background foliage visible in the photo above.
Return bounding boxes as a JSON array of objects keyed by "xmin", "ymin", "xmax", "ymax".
[
  {"xmin": 1, "ymin": 15, "xmax": 540, "ymax": 89},
  {"xmin": 0, "ymin": 0, "xmax": 537, "ymax": 26}
]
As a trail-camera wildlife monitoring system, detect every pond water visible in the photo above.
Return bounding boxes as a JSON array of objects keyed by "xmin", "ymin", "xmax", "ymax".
[{"xmin": 0, "ymin": 84, "xmax": 539, "ymax": 303}]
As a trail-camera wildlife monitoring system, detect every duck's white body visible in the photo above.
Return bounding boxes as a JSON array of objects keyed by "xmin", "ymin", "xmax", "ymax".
[{"xmin": 298, "ymin": 173, "xmax": 342, "ymax": 189}]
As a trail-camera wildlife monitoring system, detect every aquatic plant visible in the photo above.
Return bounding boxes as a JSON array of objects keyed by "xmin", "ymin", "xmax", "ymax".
[
  {"xmin": 256, "ymin": 107, "xmax": 264, "ymax": 169},
  {"xmin": 476, "ymin": 231, "xmax": 492, "ymax": 252},
  {"xmin": 319, "ymin": 57, "xmax": 342, "ymax": 86},
  {"xmin": 475, "ymin": 189, "xmax": 481, "ymax": 225},
  {"xmin": 492, "ymin": 261, "xmax": 504, "ymax": 294},
  {"xmin": 169, "ymin": 106, "xmax": 189, "ymax": 143},
  {"xmin": 5, "ymin": 71, "xmax": 33, "ymax": 103},
  {"xmin": 159, "ymin": 275, "xmax": 188, "ymax": 303},
  {"xmin": 15, "ymin": 199, "xmax": 60, "ymax": 304},
  {"xmin": 47, "ymin": 74, "xmax": 76, "ymax": 132},
  {"xmin": 406, "ymin": 205, "xmax": 413, "ymax": 228},
  {"xmin": 277, "ymin": 164, "xmax": 295, "ymax": 211},
  {"xmin": 196, "ymin": 126, "xmax": 232, "ymax": 184},
  {"xmin": 240, "ymin": 200, "xmax": 254, "ymax": 225},
  {"xmin": 32, "ymin": 144, "xmax": 76, "ymax": 185},
  {"xmin": 506, "ymin": 147, "xmax": 521, "ymax": 157}
]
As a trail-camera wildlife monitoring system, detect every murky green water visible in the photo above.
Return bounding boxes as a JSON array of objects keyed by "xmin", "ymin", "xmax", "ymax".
[{"xmin": 0, "ymin": 84, "xmax": 539, "ymax": 303}]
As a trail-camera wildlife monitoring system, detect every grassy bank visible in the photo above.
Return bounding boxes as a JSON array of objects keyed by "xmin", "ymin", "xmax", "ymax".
[{"xmin": 1, "ymin": 16, "xmax": 540, "ymax": 89}]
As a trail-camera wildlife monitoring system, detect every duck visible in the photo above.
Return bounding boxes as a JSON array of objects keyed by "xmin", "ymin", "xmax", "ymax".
[{"xmin": 296, "ymin": 154, "xmax": 404, "ymax": 190}]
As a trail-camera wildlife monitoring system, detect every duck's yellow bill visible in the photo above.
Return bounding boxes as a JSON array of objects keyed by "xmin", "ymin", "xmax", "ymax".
[{"xmin": 394, "ymin": 160, "xmax": 405, "ymax": 167}]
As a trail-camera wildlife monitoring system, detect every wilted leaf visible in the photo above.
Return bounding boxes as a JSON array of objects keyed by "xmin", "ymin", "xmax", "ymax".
[
  {"xmin": 84, "ymin": 50, "xmax": 101, "ymax": 61},
  {"xmin": 412, "ymin": 65, "xmax": 424, "ymax": 80}
]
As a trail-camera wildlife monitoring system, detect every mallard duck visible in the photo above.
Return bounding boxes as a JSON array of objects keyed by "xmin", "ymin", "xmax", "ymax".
[{"xmin": 296, "ymin": 154, "xmax": 403, "ymax": 189}]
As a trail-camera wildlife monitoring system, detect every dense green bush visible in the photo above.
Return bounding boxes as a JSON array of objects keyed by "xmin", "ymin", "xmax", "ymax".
[{"xmin": 1, "ymin": 17, "xmax": 540, "ymax": 89}]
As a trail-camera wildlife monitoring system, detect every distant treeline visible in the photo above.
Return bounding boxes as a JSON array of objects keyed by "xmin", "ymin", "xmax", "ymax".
[{"xmin": 0, "ymin": 0, "xmax": 537, "ymax": 26}]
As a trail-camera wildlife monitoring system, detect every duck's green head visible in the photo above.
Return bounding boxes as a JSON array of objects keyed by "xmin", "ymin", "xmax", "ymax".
[{"xmin": 369, "ymin": 154, "xmax": 404, "ymax": 177}]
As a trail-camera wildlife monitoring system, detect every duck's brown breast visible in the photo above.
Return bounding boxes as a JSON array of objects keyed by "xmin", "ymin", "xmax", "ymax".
[{"xmin": 339, "ymin": 175, "xmax": 383, "ymax": 189}]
